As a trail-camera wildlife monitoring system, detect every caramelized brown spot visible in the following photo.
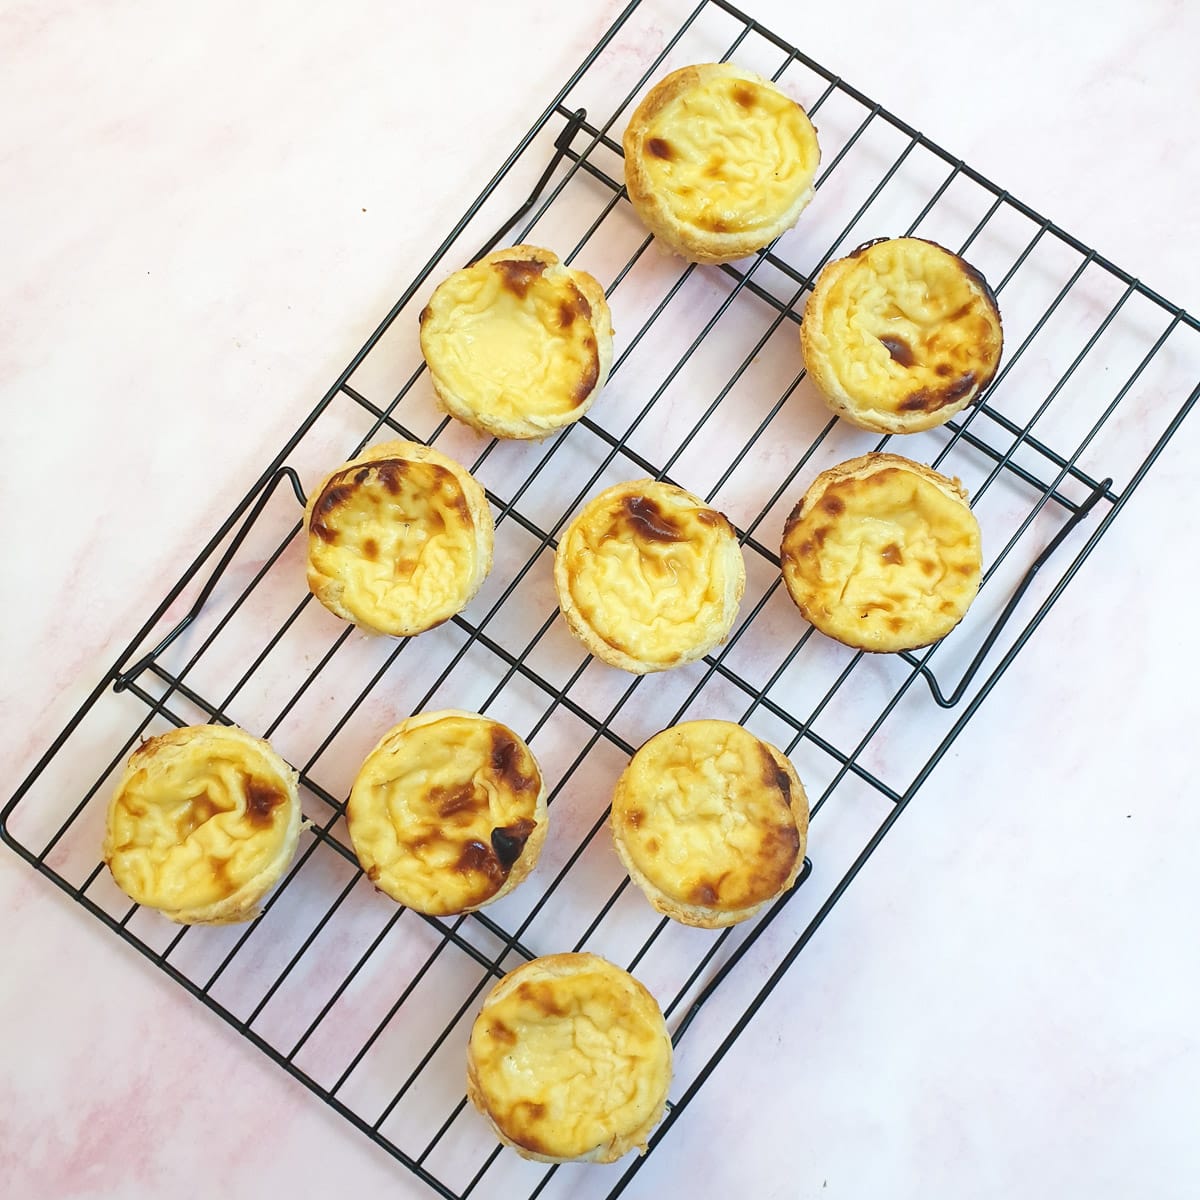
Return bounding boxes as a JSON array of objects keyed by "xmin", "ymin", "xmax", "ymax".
[
  {"xmin": 455, "ymin": 840, "xmax": 505, "ymax": 888},
  {"xmin": 557, "ymin": 300, "xmax": 577, "ymax": 329},
  {"xmin": 899, "ymin": 389, "xmax": 935, "ymax": 413},
  {"xmin": 946, "ymin": 303, "xmax": 973, "ymax": 322},
  {"xmin": 645, "ymin": 836, "xmax": 660, "ymax": 853},
  {"xmin": 887, "ymin": 617, "xmax": 904, "ymax": 633},
  {"xmin": 879, "ymin": 335, "xmax": 915, "ymax": 368},
  {"xmin": 703, "ymin": 159, "xmax": 725, "ymax": 179},
  {"xmin": 919, "ymin": 559, "xmax": 938, "ymax": 577},
  {"xmin": 822, "ymin": 494, "xmax": 845, "ymax": 516},
  {"xmin": 572, "ymin": 335, "xmax": 599, "ymax": 406},
  {"xmin": 621, "ymin": 495, "xmax": 685, "ymax": 543},
  {"xmin": 310, "ymin": 521, "xmax": 337, "ymax": 544},
  {"xmin": 935, "ymin": 363, "xmax": 952, "ymax": 377},
  {"xmin": 491, "ymin": 819, "xmax": 536, "ymax": 870},
  {"xmin": 490, "ymin": 728, "xmax": 536, "ymax": 794},
  {"xmin": 695, "ymin": 507, "xmax": 733, "ymax": 536},
  {"xmin": 647, "ymin": 137, "xmax": 673, "ymax": 161},
  {"xmin": 517, "ymin": 980, "xmax": 568, "ymax": 1017},
  {"xmin": 432, "ymin": 782, "xmax": 478, "ymax": 818},
  {"xmin": 495, "ymin": 257, "xmax": 547, "ymax": 300},
  {"xmin": 488, "ymin": 1021, "xmax": 516, "ymax": 1045},
  {"xmin": 362, "ymin": 537, "xmax": 379, "ymax": 561},
  {"xmin": 731, "ymin": 84, "xmax": 757, "ymax": 109},
  {"xmin": 691, "ymin": 881, "xmax": 719, "ymax": 906},
  {"xmin": 516, "ymin": 1100, "xmax": 546, "ymax": 1121},
  {"xmin": 375, "ymin": 459, "xmax": 407, "ymax": 495},
  {"xmin": 625, "ymin": 809, "xmax": 644, "ymax": 828},
  {"xmin": 814, "ymin": 525, "xmax": 830, "ymax": 547},
  {"xmin": 797, "ymin": 539, "xmax": 814, "ymax": 557},
  {"xmin": 956, "ymin": 563, "xmax": 976, "ymax": 575},
  {"xmin": 354, "ymin": 467, "xmax": 370, "ymax": 484},
  {"xmin": 244, "ymin": 775, "xmax": 285, "ymax": 827},
  {"xmin": 418, "ymin": 304, "xmax": 431, "ymax": 325},
  {"xmin": 190, "ymin": 793, "xmax": 218, "ymax": 826},
  {"xmin": 759, "ymin": 744, "xmax": 792, "ymax": 807},
  {"xmin": 881, "ymin": 542, "xmax": 903, "ymax": 566},
  {"xmin": 942, "ymin": 371, "xmax": 977, "ymax": 402}
]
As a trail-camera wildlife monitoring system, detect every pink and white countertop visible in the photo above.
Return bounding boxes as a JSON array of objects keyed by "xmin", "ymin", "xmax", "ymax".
[{"xmin": 3, "ymin": 2, "xmax": 1198, "ymax": 1196}]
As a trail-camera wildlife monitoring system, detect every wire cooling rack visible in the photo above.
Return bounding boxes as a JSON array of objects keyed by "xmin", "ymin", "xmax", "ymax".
[{"xmin": 5, "ymin": 1, "xmax": 1200, "ymax": 1196}]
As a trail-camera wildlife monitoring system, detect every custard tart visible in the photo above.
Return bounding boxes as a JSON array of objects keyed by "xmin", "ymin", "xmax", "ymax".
[{"xmin": 467, "ymin": 953, "xmax": 672, "ymax": 1163}]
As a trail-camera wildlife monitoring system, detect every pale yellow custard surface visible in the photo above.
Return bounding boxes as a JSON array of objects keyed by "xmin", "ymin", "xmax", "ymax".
[
  {"xmin": 420, "ymin": 245, "xmax": 613, "ymax": 440},
  {"xmin": 305, "ymin": 439, "xmax": 493, "ymax": 637},
  {"xmin": 801, "ymin": 237, "xmax": 1004, "ymax": 434},
  {"xmin": 347, "ymin": 710, "xmax": 546, "ymax": 916},
  {"xmin": 553, "ymin": 479, "xmax": 745, "ymax": 674},
  {"xmin": 624, "ymin": 63, "xmax": 820, "ymax": 263},
  {"xmin": 611, "ymin": 720, "xmax": 808, "ymax": 928},
  {"xmin": 102, "ymin": 724, "xmax": 302, "ymax": 925},
  {"xmin": 781, "ymin": 453, "xmax": 983, "ymax": 652},
  {"xmin": 466, "ymin": 953, "xmax": 672, "ymax": 1163}
]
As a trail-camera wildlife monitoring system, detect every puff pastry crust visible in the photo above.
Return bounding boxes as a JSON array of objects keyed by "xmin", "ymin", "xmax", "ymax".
[
  {"xmin": 347, "ymin": 710, "xmax": 547, "ymax": 916},
  {"xmin": 102, "ymin": 724, "xmax": 303, "ymax": 925},
  {"xmin": 623, "ymin": 62, "xmax": 821, "ymax": 264},
  {"xmin": 800, "ymin": 237, "xmax": 1003, "ymax": 433},
  {"xmin": 466, "ymin": 953, "xmax": 672, "ymax": 1163},
  {"xmin": 610, "ymin": 720, "xmax": 808, "ymax": 928},
  {"xmin": 781, "ymin": 453, "xmax": 983, "ymax": 652},
  {"xmin": 420, "ymin": 245, "xmax": 614, "ymax": 440},
  {"xmin": 305, "ymin": 439, "xmax": 494, "ymax": 637},
  {"xmin": 553, "ymin": 479, "xmax": 745, "ymax": 674}
]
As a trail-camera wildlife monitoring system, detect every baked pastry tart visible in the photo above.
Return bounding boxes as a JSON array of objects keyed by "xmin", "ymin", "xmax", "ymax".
[
  {"xmin": 781, "ymin": 453, "xmax": 983, "ymax": 652},
  {"xmin": 466, "ymin": 953, "xmax": 672, "ymax": 1163},
  {"xmin": 553, "ymin": 479, "xmax": 745, "ymax": 674},
  {"xmin": 623, "ymin": 62, "xmax": 821, "ymax": 264},
  {"xmin": 305, "ymin": 439, "xmax": 493, "ymax": 637},
  {"xmin": 347, "ymin": 710, "xmax": 547, "ymax": 916},
  {"xmin": 102, "ymin": 724, "xmax": 303, "ymax": 925},
  {"xmin": 610, "ymin": 720, "xmax": 808, "ymax": 928},
  {"xmin": 419, "ymin": 245, "xmax": 613, "ymax": 440},
  {"xmin": 800, "ymin": 237, "xmax": 1003, "ymax": 433}
]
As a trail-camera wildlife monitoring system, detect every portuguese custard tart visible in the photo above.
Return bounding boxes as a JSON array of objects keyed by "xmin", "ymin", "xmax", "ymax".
[
  {"xmin": 800, "ymin": 237, "xmax": 1004, "ymax": 433},
  {"xmin": 467, "ymin": 953, "xmax": 672, "ymax": 1163},
  {"xmin": 102, "ymin": 724, "xmax": 303, "ymax": 925},
  {"xmin": 623, "ymin": 62, "xmax": 821, "ymax": 264},
  {"xmin": 780, "ymin": 452, "xmax": 983, "ymax": 652},
  {"xmin": 347, "ymin": 710, "xmax": 547, "ymax": 916},
  {"xmin": 553, "ymin": 479, "xmax": 745, "ymax": 674},
  {"xmin": 419, "ymin": 245, "xmax": 613, "ymax": 440},
  {"xmin": 610, "ymin": 719, "xmax": 808, "ymax": 928},
  {"xmin": 305, "ymin": 439, "xmax": 493, "ymax": 637}
]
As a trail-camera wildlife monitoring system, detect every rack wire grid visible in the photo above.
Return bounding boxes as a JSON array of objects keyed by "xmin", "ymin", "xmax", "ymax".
[{"xmin": 5, "ymin": 1, "xmax": 1200, "ymax": 1197}]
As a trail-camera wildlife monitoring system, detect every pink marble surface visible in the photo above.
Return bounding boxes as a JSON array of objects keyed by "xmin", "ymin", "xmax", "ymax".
[{"xmin": 3, "ymin": 1, "xmax": 1199, "ymax": 1196}]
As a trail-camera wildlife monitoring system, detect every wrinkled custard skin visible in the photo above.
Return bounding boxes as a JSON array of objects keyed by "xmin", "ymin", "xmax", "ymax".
[
  {"xmin": 348, "ymin": 711, "xmax": 545, "ymax": 916},
  {"xmin": 420, "ymin": 247, "xmax": 611, "ymax": 437},
  {"xmin": 555, "ymin": 480, "xmax": 745, "ymax": 672},
  {"xmin": 639, "ymin": 76, "xmax": 817, "ymax": 235},
  {"xmin": 306, "ymin": 441, "xmax": 491, "ymax": 637},
  {"xmin": 467, "ymin": 954, "xmax": 672, "ymax": 1163},
  {"xmin": 611, "ymin": 720, "xmax": 808, "ymax": 926},
  {"xmin": 103, "ymin": 725, "xmax": 301, "ymax": 923},
  {"xmin": 802, "ymin": 237, "xmax": 1003, "ymax": 433},
  {"xmin": 624, "ymin": 63, "xmax": 821, "ymax": 263},
  {"xmin": 782, "ymin": 454, "xmax": 982, "ymax": 652}
]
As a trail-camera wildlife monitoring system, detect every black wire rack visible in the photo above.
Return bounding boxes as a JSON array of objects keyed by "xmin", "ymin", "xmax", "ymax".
[{"xmin": 5, "ymin": 1, "xmax": 1200, "ymax": 1197}]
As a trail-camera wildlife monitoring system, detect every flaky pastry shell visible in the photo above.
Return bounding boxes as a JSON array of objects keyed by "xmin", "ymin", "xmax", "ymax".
[
  {"xmin": 610, "ymin": 720, "xmax": 808, "ymax": 928},
  {"xmin": 347, "ymin": 710, "xmax": 547, "ymax": 916},
  {"xmin": 466, "ymin": 953, "xmax": 672, "ymax": 1163},
  {"xmin": 420, "ymin": 245, "xmax": 614, "ymax": 440},
  {"xmin": 553, "ymin": 479, "xmax": 745, "ymax": 674},
  {"xmin": 623, "ymin": 62, "xmax": 820, "ymax": 264},
  {"xmin": 102, "ymin": 724, "xmax": 303, "ymax": 925},
  {"xmin": 781, "ymin": 452, "xmax": 983, "ymax": 652},
  {"xmin": 800, "ymin": 237, "xmax": 1003, "ymax": 433},
  {"xmin": 305, "ymin": 439, "xmax": 493, "ymax": 637}
]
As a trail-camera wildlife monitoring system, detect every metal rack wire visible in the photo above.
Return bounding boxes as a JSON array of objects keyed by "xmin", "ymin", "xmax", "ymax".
[{"xmin": 4, "ymin": 1, "xmax": 1199, "ymax": 1197}]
